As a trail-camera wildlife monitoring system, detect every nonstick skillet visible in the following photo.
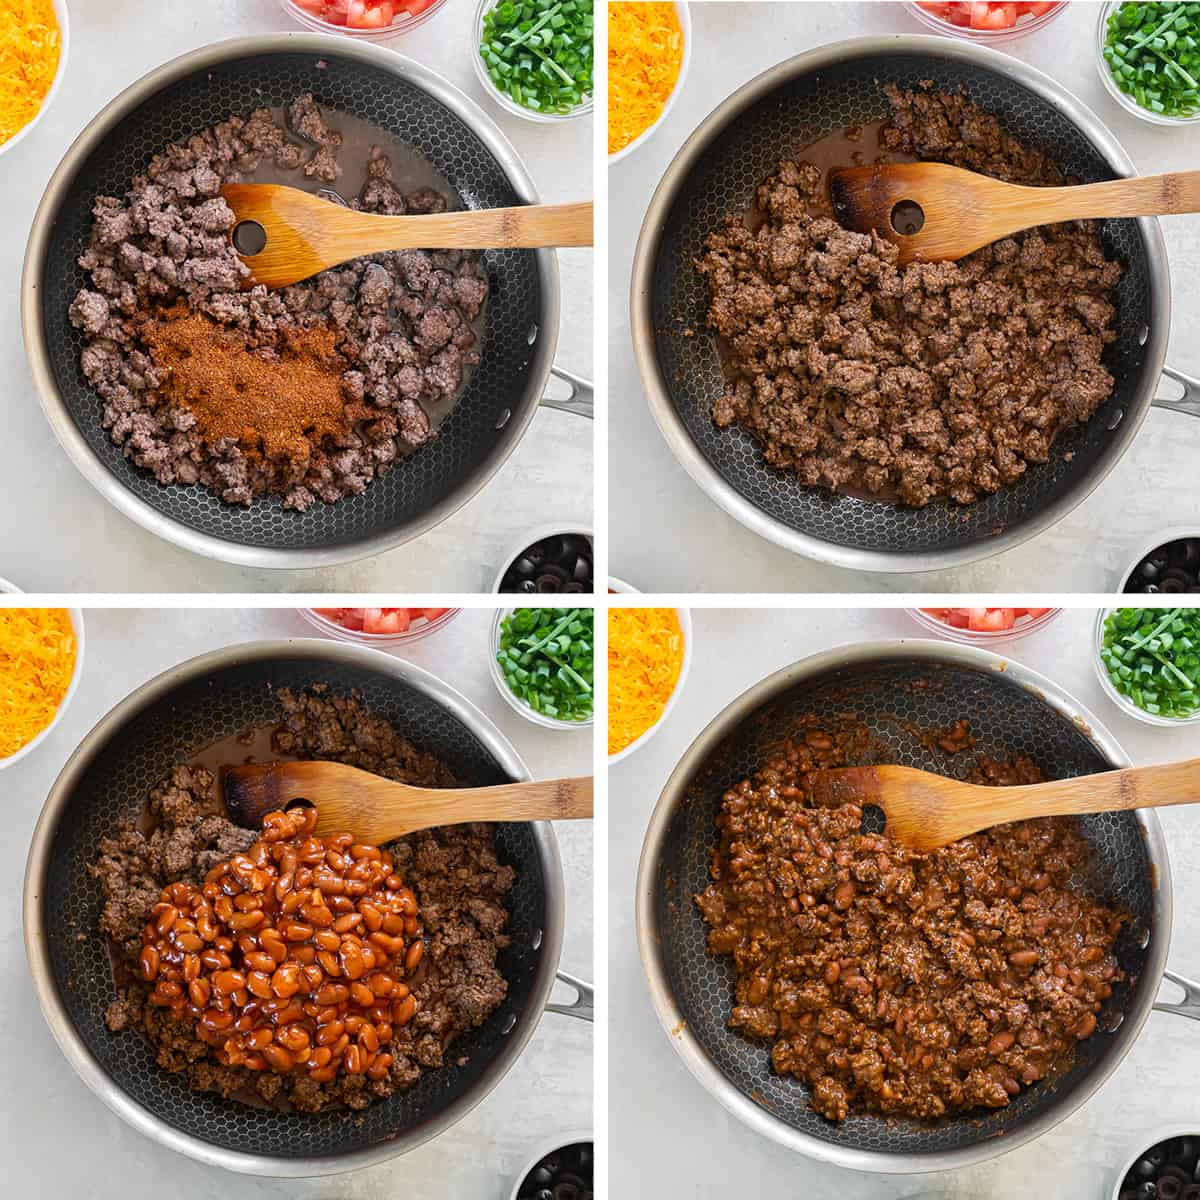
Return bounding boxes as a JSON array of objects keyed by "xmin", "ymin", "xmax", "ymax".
[
  {"xmin": 25, "ymin": 640, "xmax": 592, "ymax": 1177},
  {"xmin": 22, "ymin": 35, "xmax": 592, "ymax": 570},
  {"xmin": 630, "ymin": 36, "xmax": 1200, "ymax": 573},
  {"xmin": 636, "ymin": 639, "xmax": 1200, "ymax": 1173}
]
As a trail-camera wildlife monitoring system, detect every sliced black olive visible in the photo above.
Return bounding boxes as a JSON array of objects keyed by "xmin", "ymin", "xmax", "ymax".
[
  {"xmin": 514, "ymin": 555, "xmax": 538, "ymax": 579},
  {"xmin": 540, "ymin": 1156, "xmax": 560, "ymax": 1176},
  {"xmin": 1151, "ymin": 548, "xmax": 1171, "ymax": 571},
  {"xmin": 535, "ymin": 574, "xmax": 563, "ymax": 593},
  {"xmin": 552, "ymin": 1185, "xmax": 580, "ymax": 1200},
  {"xmin": 1139, "ymin": 1182, "xmax": 1159, "ymax": 1200},
  {"xmin": 1139, "ymin": 1159, "xmax": 1164, "ymax": 1180},
  {"xmin": 1185, "ymin": 1182, "xmax": 1200, "ymax": 1198},
  {"xmin": 1163, "ymin": 567, "xmax": 1192, "ymax": 585},
  {"xmin": 1162, "ymin": 1167, "xmax": 1192, "ymax": 1184},
  {"xmin": 1160, "ymin": 1175, "xmax": 1184, "ymax": 1200},
  {"xmin": 533, "ymin": 1190, "xmax": 554, "ymax": 1200},
  {"xmin": 562, "ymin": 581, "xmax": 585, "ymax": 593},
  {"xmin": 1144, "ymin": 583, "xmax": 1161, "ymax": 594},
  {"xmin": 517, "ymin": 578, "xmax": 537, "ymax": 594},
  {"xmin": 1172, "ymin": 1138, "xmax": 1199, "ymax": 1164},
  {"xmin": 526, "ymin": 542, "xmax": 548, "ymax": 566},
  {"xmin": 1184, "ymin": 540, "xmax": 1200, "ymax": 570},
  {"xmin": 556, "ymin": 1174, "xmax": 587, "ymax": 1189},
  {"xmin": 532, "ymin": 1165, "xmax": 554, "ymax": 1186},
  {"xmin": 1140, "ymin": 559, "xmax": 1162, "ymax": 581},
  {"xmin": 577, "ymin": 1144, "xmax": 593, "ymax": 1173},
  {"xmin": 573, "ymin": 555, "xmax": 592, "ymax": 583},
  {"xmin": 1162, "ymin": 577, "xmax": 1187, "ymax": 593}
]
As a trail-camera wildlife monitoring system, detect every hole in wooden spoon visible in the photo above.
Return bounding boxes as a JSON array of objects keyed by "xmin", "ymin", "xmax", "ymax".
[
  {"xmin": 890, "ymin": 200, "xmax": 924, "ymax": 237},
  {"xmin": 283, "ymin": 797, "xmax": 314, "ymax": 813},
  {"xmin": 233, "ymin": 220, "xmax": 267, "ymax": 256}
]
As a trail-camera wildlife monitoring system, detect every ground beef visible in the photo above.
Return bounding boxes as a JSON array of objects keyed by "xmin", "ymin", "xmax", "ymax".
[
  {"xmin": 696, "ymin": 83, "xmax": 1122, "ymax": 507},
  {"xmin": 90, "ymin": 686, "xmax": 514, "ymax": 1113},
  {"xmin": 695, "ymin": 720, "xmax": 1126, "ymax": 1123},
  {"xmin": 68, "ymin": 95, "xmax": 489, "ymax": 511}
]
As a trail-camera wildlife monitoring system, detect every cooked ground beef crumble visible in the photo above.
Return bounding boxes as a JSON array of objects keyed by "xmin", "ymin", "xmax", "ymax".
[
  {"xmin": 68, "ymin": 94, "xmax": 489, "ymax": 511},
  {"xmin": 696, "ymin": 84, "xmax": 1123, "ymax": 507},
  {"xmin": 90, "ymin": 686, "xmax": 515, "ymax": 1113}
]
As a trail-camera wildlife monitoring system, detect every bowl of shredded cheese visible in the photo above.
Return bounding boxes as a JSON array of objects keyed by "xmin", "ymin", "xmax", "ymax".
[
  {"xmin": 0, "ymin": 604, "xmax": 83, "ymax": 770},
  {"xmin": 0, "ymin": 0, "xmax": 68, "ymax": 160},
  {"xmin": 608, "ymin": 0, "xmax": 690, "ymax": 164},
  {"xmin": 608, "ymin": 604, "xmax": 691, "ymax": 763}
]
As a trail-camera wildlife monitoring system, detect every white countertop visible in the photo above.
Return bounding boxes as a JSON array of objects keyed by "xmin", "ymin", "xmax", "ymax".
[
  {"xmin": 609, "ymin": 0, "xmax": 1200, "ymax": 593},
  {"xmin": 610, "ymin": 606, "xmax": 1200, "ymax": 1198},
  {"xmin": 0, "ymin": 607, "xmax": 592, "ymax": 1198},
  {"xmin": 0, "ymin": 0, "xmax": 592, "ymax": 593}
]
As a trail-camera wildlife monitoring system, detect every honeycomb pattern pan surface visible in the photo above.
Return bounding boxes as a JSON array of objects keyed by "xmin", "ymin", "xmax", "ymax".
[
  {"xmin": 645, "ymin": 47, "xmax": 1163, "ymax": 560},
  {"xmin": 33, "ymin": 44, "xmax": 553, "ymax": 561},
  {"xmin": 649, "ymin": 658, "xmax": 1158, "ymax": 1158},
  {"xmin": 37, "ymin": 653, "xmax": 552, "ymax": 1162}
]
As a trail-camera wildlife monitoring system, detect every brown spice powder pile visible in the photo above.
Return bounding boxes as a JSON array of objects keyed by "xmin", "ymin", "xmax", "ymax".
[{"xmin": 141, "ymin": 307, "xmax": 350, "ymax": 462}]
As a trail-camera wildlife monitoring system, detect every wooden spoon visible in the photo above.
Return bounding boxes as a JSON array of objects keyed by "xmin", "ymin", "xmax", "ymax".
[
  {"xmin": 220, "ymin": 183, "xmax": 594, "ymax": 289},
  {"xmin": 809, "ymin": 757, "xmax": 1200, "ymax": 853},
  {"xmin": 828, "ymin": 161, "xmax": 1200, "ymax": 264},
  {"xmin": 223, "ymin": 759, "xmax": 592, "ymax": 842}
]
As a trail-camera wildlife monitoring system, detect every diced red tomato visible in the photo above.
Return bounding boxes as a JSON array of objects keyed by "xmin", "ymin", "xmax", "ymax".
[
  {"xmin": 293, "ymin": 0, "xmax": 406, "ymax": 28},
  {"xmin": 928, "ymin": 0, "xmax": 1058, "ymax": 31},
  {"xmin": 313, "ymin": 607, "xmax": 451, "ymax": 636},
  {"xmin": 919, "ymin": 607, "xmax": 1054, "ymax": 633}
]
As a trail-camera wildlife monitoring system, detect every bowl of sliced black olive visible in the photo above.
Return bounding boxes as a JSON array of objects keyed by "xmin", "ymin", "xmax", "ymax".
[
  {"xmin": 493, "ymin": 525, "xmax": 594, "ymax": 595},
  {"xmin": 509, "ymin": 1133, "xmax": 593, "ymax": 1200},
  {"xmin": 1112, "ymin": 1129, "xmax": 1200, "ymax": 1200},
  {"xmin": 1122, "ymin": 529, "xmax": 1200, "ymax": 595}
]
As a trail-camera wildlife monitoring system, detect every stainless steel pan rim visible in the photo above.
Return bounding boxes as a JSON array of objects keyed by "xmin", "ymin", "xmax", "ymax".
[
  {"xmin": 23, "ymin": 638, "xmax": 569, "ymax": 1178},
  {"xmin": 21, "ymin": 34, "xmax": 568, "ymax": 571},
  {"xmin": 630, "ymin": 35, "xmax": 1176, "ymax": 574},
  {"xmin": 635, "ymin": 637, "xmax": 1183, "ymax": 1174}
]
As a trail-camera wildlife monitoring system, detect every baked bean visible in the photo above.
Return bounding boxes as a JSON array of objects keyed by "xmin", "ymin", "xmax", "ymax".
[
  {"xmin": 1075, "ymin": 1013, "xmax": 1097, "ymax": 1039},
  {"xmin": 1008, "ymin": 949, "xmax": 1040, "ymax": 968},
  {"xmin": 136, "ymin": 803, "xmax": 421, "ymax": 1084},
  {"xmin": 987, "ymin": 1031, "xmax": 1015, "ymax": 1056}
]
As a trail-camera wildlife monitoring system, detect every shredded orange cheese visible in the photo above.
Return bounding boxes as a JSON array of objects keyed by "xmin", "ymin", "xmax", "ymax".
[
  {"xmin": 608, "ymin": 1, "xmax": 683, "ymax": 155},
  {"xmin": 0, "ymin": 608, "xmax": 75, "ymax": 759},
  {"xmin": 0, "ymin": 0, "xmax": 61, "ymax": 147},
  {"xmin": 608, "ymin": 607, "xmax": 684, "ymax": 754}
]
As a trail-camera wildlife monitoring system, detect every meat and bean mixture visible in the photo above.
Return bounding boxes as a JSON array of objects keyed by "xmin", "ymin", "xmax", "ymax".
[
  {"xmin": 696, "ymin": 84, "xmax": 1122, "ymax": 507},
  {"xmin": 695, "ymin": 721, "xmax": 1127, "ymax": 1122},
  {"xmin": 68, "ymin": 94, "xmax": 488, "ymax": 511},
  {"xmin": 91, "ymin": 686, "xmax": 514, "ymax": 1113}
]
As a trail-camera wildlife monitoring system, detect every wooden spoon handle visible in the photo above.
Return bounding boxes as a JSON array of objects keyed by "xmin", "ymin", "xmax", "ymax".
[
  {"xmin": 1002, "ymin": 170, "xmax": 1200, "ymax": 225},
  {"xmin": 981, "ymin": 756, "xmax": 1200, "ymax": 822},
  {"xmin": 410, "ymin": 775, "xmax": 594, "ymax": 823},
  {"xmin": 310, "ymin": 200, "xmax": 592, "ymax": 254}
]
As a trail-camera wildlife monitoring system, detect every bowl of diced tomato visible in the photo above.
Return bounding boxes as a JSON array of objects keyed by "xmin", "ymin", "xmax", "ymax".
[
  {"xmin": 280, "ymin": 0, "xmax": 447, "ymax": 38},
  {"xmin": 302, "ymin": 606, "xmax": 460, "ymax": 645},
  {"xmin": 909, "ymin": 606, "xmax": 1062, "ymax": 643},
  {"xmin": 907, "ymin": 1, "xmax": 1067, "ymax": 40}
]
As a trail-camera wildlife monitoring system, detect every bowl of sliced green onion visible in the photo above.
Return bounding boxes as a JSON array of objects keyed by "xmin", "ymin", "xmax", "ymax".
[
  {"xmin": 490, "ymin": 606, "xmax": 595, "ymax": 729},
  {"xmin": 1094, "ymin": 606, "xmax": 1200, "ymax": 726},
  {"xmin": 1097, "ymin": 1, "xmax": 1200, "ymax": 126},
  {"xmin": 473, "ymin": 0, "xmax": 594, "ymax": 124}
]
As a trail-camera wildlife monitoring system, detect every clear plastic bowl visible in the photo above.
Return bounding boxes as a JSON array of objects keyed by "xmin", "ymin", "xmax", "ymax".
[
  {"xmin": 472, "ymin": 0, "xmax": 593, "ymax": 124},
  {"xmin": 907, "ymin": 607, "xmax": 1063, "ymax": 645},
  {"xmin": 300, "ymin": 606, "xmax": 460, "ymax": 647},
  {"xmin": 905, "ymin": 0, "xmax": 1069, "ymax": 43},
  {"xmin": 488, "ymin": 607, "xmax": 594, "ymax": 731},
  {"xmin": 1095, "ymin": 1, "xmax": 1200, "ymax": 126},
  {"xmin": 278, "ymin": 0, "xmax": 449, "ymax": 39},
  {"xmin": 1093, "ymin": 607, "xmax": 1200, "ymax": 727}
]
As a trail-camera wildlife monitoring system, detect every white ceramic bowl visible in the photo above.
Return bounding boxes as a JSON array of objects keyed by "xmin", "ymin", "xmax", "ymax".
[
  {"xmin": 490, "ymin": 524, "xmax": 594, "ymax": 594},
  {"xmin": 472, "ymin": 0, "xmax": 593, "ymax": 125},
  {"xmin": 1110, "ymin": 1126, "xmax": 1200, "ymax": 1199},
  {"xmin": 489, "ymin": 606, "xmax": 595, "ymax": 731},
  {"xmin": 609, "ymin": 0, "xmax": 691, "ymax": 164},
  {"xmin": 0, "ymin": 0, "xmax": 69, "ymax": 162},
  {"xmin": 0, "ymin": 605, "xmax": 85, "ymax": 771},
  {"xmin": 1115, "ymin": 526, "xmax": 1200, "ymax": 594},
  {"xmin": 608, "ymin": 604, "xmax": 691, "ymax": 765},
  {"xmin": 0, "ymin": 578, "xmax": 22, "ymax": 594},
  {"xmin": 607, "ymin": 575, "xmax": 640, "ymax": 593},
  {"xmin": 508, "ymin": 1129, "xmax": 593, "ymax": 1200},
  {"xmin": 1093, "ymin": 606, "xmax": 1200, "ymax": 728}
]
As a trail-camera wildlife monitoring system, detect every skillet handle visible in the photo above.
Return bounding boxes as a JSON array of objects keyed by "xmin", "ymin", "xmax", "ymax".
[
  {"xmin": 1152, "ymin": 363, "xmax": 1200, "ymax": 418},
  {"xmin": 546, "ymin": 970, "xmax": 594, "ymax": 1023},
  {"xmin": 540, "ymin": 365, "xmax": 594, "ymax": 420},
  {"xmin": 1153, "ymin": 968, "xmax": 1200, "ymax": 1021}
]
